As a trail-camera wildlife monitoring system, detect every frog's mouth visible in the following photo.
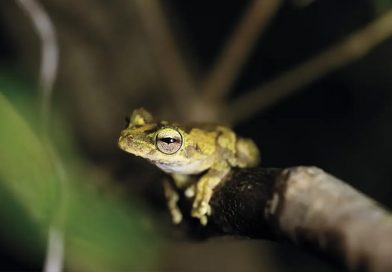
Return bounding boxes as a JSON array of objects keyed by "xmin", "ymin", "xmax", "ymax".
[{"xmin": 118, "ymin": 135, "xmax": 127, "ymax": 148}]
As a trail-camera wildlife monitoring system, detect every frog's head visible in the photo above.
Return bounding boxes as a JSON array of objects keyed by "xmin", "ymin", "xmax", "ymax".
[{"xmin": 118, "ymin": 108, "xmax": 210, "ymax": 173}]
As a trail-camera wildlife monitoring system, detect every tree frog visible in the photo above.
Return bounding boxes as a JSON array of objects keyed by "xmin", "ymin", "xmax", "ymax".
[{"xmin": 118, "ymin": 108, "xmax": 260, "ymax": 225}]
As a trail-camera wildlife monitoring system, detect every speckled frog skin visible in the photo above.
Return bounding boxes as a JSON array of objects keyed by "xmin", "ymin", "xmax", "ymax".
[{"xmin": 118, "ymin": 108, "xmax": 260, "ymax": 225}]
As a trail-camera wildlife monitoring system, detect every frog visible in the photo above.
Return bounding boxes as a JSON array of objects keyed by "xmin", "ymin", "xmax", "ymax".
[{"xmin": 118, "ymin": 108, "xmax": 260, "ymax": 225}]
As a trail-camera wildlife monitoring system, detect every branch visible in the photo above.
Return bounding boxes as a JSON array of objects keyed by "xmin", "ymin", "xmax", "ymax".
[
  {"xmin": 228, "ymin": 9, "xmax": 392, "ymax": 124},
  {"xmin": 202, "ymin": 0, "xmax": 282, "ymax": 104},
  {"xmin": 15, "ymin": 1, "xmax": 64, "ymax": 272},
  {"xmin": 175, "ymin": 167, "xmax": 392, "ymax": 272},
  {"xmin": 133, "ymin": 0, "xmax": 203, "ymax": 120},
  {"xmin": 15, "ymin": 0, "xmax": 59, "ymax": 134}
]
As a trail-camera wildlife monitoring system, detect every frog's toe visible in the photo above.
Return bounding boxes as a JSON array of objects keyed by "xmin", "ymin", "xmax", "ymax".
[
  {"xmin": 191, "ymin": 205, "xmax": 201, "ymax": 217},
  {"xmin": 206, "ymin": 204, "xmax": 212, "ymax": 216},
  {"xmin": 200, "ymin": 202, "xmax": 210, "ymax": 215},
  {"xmin": 191, "ymin": 201, "xmax": 211, "ymax": 225},
  {"xmin": 172, "ymin": 210, "xmax": 183, "ymax": 224},
  {"xmin": 200, "ymin": 215, "xmax": 208, "ymax": 226},
  {"xmin": 184, "ymin": 185, "xmax": 195, "ymax": 198},
  {"xmin": 192, "ymin": 201, "xmax": 206, "ymax": 215}
]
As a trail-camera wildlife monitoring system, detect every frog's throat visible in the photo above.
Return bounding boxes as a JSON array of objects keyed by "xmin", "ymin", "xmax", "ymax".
[{"xmin": 153, "ymin": 160, "xmax": 209, "ymax": 175}]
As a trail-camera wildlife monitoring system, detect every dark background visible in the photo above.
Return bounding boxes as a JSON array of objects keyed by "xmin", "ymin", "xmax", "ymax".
[{"xmin": 0, "ymin": 0, "xmax": 391, "ymax": 271}]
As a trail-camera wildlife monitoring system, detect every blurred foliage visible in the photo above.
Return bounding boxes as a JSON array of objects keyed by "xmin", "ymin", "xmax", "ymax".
[
  {"xmin": 375, "ymin": 0, "xmax": 392, "ymax": 14},
  {"xmin": 0, "ymin": 89, "xmax": 57, "ymax": 224},
  {"xmin": 0, "ymin": 78, "xmax": 162, "ymax": 271}
]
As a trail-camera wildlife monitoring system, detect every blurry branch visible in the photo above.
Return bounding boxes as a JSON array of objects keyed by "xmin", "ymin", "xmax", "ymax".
[
  {"xmin": 44, "ymin": 228, "xmax": 64, "ymax": 272},
  {"xmin": 177, "ymin": 167, "xmax": 392, "ymax": 272},
  {"xmin": 133, "ymin": 0, "xmax": 202, "ymax": 120},
  {"xmin": 15, "ymin": 0, "xmax": 59, "ymax": 133},
  {"xmin": 15, "ymin": 1, "xmax": 63, "ymax": 272},
  {"xmin": 202, "ymin": 0, "xmax": 282, "ymax": 105},
  {"xmin": 228, "ymin": 9, "xmax": 392, "ymax": 124}
]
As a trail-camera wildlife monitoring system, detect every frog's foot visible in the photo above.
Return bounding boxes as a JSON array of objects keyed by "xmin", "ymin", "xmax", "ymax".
[
  {"xmin": 171, "ymin": 206, "xmax": 183, "ymax": 224},
  {"xmin": 191, "ymin": 203, "xmax": 211, "ymax": 226},
  {"xmin": 191, "ymin": 179, "xmax": 215, "ymax": 225},
  {"xmin": 191, "ymin": 164, "xmax": 230, "ymax": 225},
  {"xmin": 163, "ymin": 179, "xmax": 183, "ymax": 224}
]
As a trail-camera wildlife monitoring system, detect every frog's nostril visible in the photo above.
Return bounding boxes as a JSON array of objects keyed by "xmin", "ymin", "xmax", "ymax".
[{"xmin": 125, "ymin": 135, "xmax": 134, "ymax": 144}]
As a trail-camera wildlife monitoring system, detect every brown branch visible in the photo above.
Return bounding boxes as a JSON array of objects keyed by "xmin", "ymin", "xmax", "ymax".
[
  {"xmin": 133, "ymin": 0, "xmax": 202, "ymax": 120},
  {"xmin": 202, "ymin": 0, "xmax": 283, "ymax": 105},
  {"xmin": 228, "ymin": 9, "xmax": 392, "ymax": 124},
  {"xmin": 174, "ymin": 167, "xmax": 392, "ymax": 272},
  {"xmin": 267, "ymin": 167, "xmax": 392, "ymax": 272}
]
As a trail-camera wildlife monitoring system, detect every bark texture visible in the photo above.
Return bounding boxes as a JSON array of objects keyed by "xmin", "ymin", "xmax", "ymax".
[{"xmin": 195, "ymin": 166, "xmax": 392, "ymax": 272}]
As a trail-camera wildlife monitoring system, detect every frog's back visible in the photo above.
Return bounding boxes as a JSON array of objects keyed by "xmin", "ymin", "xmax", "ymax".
[
  {"xmin": 184, "ymin": 123, "xmax": 260, "ymax": 168},
  {"xmin": 234, "ymin": 137, "xmax": 260, "ymax": 167},
  {"xmin": 181, "ymin": 122, "xmax": 222, "ymax": 133}
]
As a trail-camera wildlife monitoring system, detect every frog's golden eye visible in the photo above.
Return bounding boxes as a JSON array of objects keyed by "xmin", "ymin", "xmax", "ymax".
[{"xmin": 156, "ymin": 128, "xmax": 182, "ymax": 154}]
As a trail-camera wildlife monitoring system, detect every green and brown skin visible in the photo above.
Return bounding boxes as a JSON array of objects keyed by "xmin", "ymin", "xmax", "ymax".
[{"xmin": 118, "ymin": 108, "xmax": 260, "ymax": 225}]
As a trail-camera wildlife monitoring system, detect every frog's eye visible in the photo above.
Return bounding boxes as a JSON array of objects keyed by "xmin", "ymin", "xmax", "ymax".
[{"xmin": 156, "ymin": 128, "xmax": 182, "ymax": 154}]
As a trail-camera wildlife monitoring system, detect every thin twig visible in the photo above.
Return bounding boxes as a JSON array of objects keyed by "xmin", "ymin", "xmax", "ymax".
[
  {"xmin": 133, "ymin": 0, "xmax": 203, "ymax": 120},
  {"xmin": 43, "ymin": 227, "xmax": 64, "ymax": 272},
  {"xmin": 202, "ymin": 0, "xmax": 283, "ymax": 104},
  {"xmin": 15, "ymin": 0, "xmax": 59, "ymax": 134},
  {"xmin": 15, "ymin": 1, "xmax": 64, "ymax": 272},
  {"xmin": 228, "ymin": 9, "xmax": 392, "ymax": 124}
]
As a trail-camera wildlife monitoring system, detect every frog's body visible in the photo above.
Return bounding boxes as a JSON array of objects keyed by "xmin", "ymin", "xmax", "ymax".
[{"xmin": 118, "ymin": 108, "xmax": 260, "ymax": 225}]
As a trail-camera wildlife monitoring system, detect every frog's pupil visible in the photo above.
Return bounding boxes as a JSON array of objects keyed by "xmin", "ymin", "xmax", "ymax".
[{"xmin": 161, "ymin": 137, "xmax": 176, "ymax": 144}]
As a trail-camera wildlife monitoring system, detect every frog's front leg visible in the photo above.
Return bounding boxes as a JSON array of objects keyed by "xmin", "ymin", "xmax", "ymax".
[
  {"xmin": 191, "ymin": 162, "xmax": 230, "ymax": 225},
  {"xmin": 163, "ymin": 174, "xmax": 193, "ymax": 224},
  {"xmin": 162, "ymin": 179, "xmax": 182, "ymax": 224}
]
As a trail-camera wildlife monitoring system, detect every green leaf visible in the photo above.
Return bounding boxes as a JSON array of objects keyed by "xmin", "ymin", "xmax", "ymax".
[
  {"xmin": 0, "ymin": 90, "xmax": 162, "ymax": 271},
  {"xmin": 0, "ymin": 92, "xmax": 59, "ymax": 224},
  {"xmin": 65, "ymin": 183, "xmax": 161, "ymax": 271}
]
